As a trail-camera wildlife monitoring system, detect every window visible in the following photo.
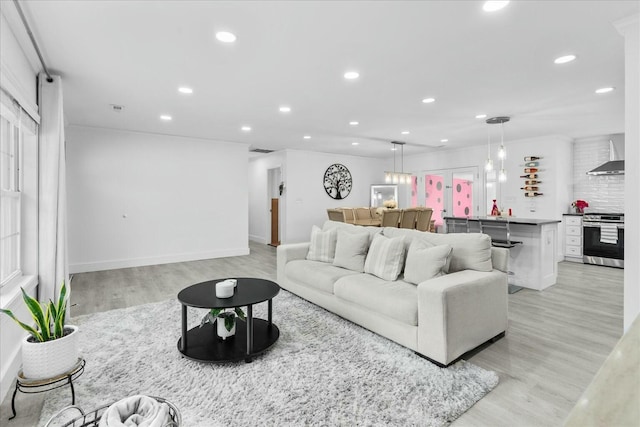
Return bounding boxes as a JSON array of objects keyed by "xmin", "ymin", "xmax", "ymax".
[
  {"xmin": 0, "ymin": 93, "xmax": 37, "ymax": 293},
  {"xmin": 0, "ymin": 105, "xmax": 21, "ymax": 287}
]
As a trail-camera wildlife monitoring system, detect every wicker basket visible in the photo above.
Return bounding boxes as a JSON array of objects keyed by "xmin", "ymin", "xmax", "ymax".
[{"xmin": 44, "ymin": 396, "xmax": 181, "ymax": 427}]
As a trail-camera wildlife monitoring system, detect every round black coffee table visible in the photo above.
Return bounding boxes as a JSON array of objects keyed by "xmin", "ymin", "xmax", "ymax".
[{"xmin": 177, "ymin": 278, "xmax": 280, "ymax": 363}]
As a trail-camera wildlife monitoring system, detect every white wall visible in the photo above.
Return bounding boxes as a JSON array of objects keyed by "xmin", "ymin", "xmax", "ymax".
[
  {"xmin": 66, "ymin": 126, "xmax": 250, "ymax": 273},
  {"xmin": 249, "ymin": 149, "xmax": 385, "ymax": 245},
  {"xmin": 404, "ymin": 135, "xmax": 573, "ymax": 257},
  {"xmin": 404, "ymin": 136, "xmax": 573, "ymax": 219},
  {"xmin": 615, "ymin": 15, "xmax": 639, "ymax": 332}
]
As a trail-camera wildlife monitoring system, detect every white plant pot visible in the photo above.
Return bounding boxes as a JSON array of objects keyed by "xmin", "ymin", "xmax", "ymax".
[
  {"xmin": 21, "ymin": 325, "xmax": 79, "ymax": 379},
  {"xmin": 217, "ymin": 318, "xmax": 236, "ymax": 340}
]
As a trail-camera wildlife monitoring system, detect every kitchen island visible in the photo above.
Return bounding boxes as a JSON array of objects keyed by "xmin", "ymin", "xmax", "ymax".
[{"xmin": 444, "ymin": 216, "xmax": 561, "ymax": 291}]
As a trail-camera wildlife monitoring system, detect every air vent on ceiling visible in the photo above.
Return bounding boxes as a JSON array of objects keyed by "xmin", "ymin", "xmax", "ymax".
[
  {"xmin": 250, "ymin": 148, "xmax": 274, "ymax": 154},
  {"xmin": 110, "ymin": 104, "xmax": 125, "ymax": 112}
]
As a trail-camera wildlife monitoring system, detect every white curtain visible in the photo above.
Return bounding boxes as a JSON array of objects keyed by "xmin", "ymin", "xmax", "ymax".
[{"xmin": 38, "ymin": 74, "xmax": 68, "ymax": 302}]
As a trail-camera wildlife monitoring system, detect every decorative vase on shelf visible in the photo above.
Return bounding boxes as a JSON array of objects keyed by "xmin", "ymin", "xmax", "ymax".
[{"xmin": 490, "ymin": 199, "xmax": 500, "ymax": 216}]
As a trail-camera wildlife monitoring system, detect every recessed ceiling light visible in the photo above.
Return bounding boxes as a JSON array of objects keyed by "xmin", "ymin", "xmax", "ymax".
[
  {"xmin": 483, "ymin": 1, "xmax": 510, "ymax": 12},
  {"xmin": 595, "ymin": 87, "xmax": 615, "ymax": 94},
  {"xmin": 352, "ymin": 142, "xmax": 359, "ymax": 146},
  {"xmin": 178, "ymin": 87, "xmax": 193, "ymax": 94},
  {"xmin": 349, "ymin": 121, "xmax": 359, "ymax": 126},
  {"xmin": 160, "ymin": 115, "xmax": 172, "ymax": 121},
  {"xmin": 401, "ymin": 131, "xmax": 410, "ymax": 135},
  {"xmin": 476, "ymin": 114, "xmax": 487, "ymax": 119},
  {"xmin": 422, "ymin": 97, "xmax": 436, "ymax": 104},
  {"xmin": 241, "ymin": 126, "xmax": 252, "ymax": 132},
  {"xmin": 554, "ymin": 55, "xmax": 577, "ymax": 64},
  {"xmin": 215, "ymin": 31, "xmax": 236, "ymax": 43},
  {"xmin": 279, "ymin": 106, "xmax": 291, "ymax": 113},
  {"xmin": 344, "ymin": 71, "xmax": 360, "ymax": 80},
  {"xmin": 303, "ymin": 135, "xmax": 311, "ymax": 139},
  {"xmin": 440, "ymin": 139, "xmax": 449, "ymax": 143}
]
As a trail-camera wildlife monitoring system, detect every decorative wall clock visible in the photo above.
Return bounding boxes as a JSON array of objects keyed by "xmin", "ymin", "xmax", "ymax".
[{"xmin": 323, "ymin": 164, "xmax": 352, "ymax": 200}]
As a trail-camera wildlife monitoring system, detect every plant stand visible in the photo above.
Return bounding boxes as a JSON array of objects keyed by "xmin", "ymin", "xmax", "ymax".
[{"xmin": 8, "ymin": 358, "xmax": 85, "ymax": 420}]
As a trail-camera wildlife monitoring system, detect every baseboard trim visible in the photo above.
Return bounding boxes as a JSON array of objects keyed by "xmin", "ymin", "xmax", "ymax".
[
  {"xmin": 69, "ymin": 247, "xmax": 250, "ymax": 274},
  {"xmin": 249, "ymin": 234, "xmax": 268, "ymax": 244}
]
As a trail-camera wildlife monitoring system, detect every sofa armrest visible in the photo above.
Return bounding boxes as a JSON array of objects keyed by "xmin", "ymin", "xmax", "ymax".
[
  {"xmin": 277, "ymin": 243, "xmax": 310, "ymax": 285},
  {"xmin": 491, "ymin": 247, "xmax": 509, "ymax": 273},
  {"xmin": 416, "ymin": 269, "xmax": 508, "ymax": 365}
]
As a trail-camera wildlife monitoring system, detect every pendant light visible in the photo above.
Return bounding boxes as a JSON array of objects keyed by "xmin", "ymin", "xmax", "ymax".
[
  {"xmin": 485, "ymin": 125, "xmax": 493, "ymax": 172},
  {"xmin": 384, "ymin": 141, "xmax": 412, "ymax": 184},
  {"xmin": 486, "ymin": 116, "xmax": 510, "ymax": 182}
]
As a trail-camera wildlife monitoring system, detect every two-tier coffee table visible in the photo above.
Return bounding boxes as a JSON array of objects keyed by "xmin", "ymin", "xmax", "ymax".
[{"xmin": 177, "ymin": 278, "xmax": 280, "ymax": 363}]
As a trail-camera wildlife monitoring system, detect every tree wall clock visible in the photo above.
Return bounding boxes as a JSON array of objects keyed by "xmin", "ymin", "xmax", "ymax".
[{"xmin": 323, "ymin": 164, "xmax": 352, "ymax": 200}]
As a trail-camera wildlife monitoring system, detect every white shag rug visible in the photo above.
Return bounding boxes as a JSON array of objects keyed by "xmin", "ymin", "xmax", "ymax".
[{"xmin": 39, "ymin": 290, "xmax": 498, "ymax": 427}]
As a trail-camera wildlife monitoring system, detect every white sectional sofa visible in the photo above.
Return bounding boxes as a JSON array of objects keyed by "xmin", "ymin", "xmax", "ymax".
[{"xmin": 276, "ymin": 220, "xmax": 509, "ymax": 366}]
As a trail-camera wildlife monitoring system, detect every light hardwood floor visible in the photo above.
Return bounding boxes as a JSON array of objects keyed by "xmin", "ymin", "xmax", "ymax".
[{"xmin": 0, "ymin": 242, "xmax": 624, "ymax": 427}]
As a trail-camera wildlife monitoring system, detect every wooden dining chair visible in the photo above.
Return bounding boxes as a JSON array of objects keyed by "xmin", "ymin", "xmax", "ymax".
[
  {"xmin": 354, "ymin": 207, "xmax": 372, "ymax": 221},
  {"xmin": 416, "ymin": 208, "xmax": 434, "ymax": 232},
  {"xmin": 339, "ymin": 208, "xmax": 356, "ymax": 224},
  {"xmin": 381, "ymin": 209, "xmax": 402, "ymax": 227},
  {"xmin": 327, "ymin": 208, "xmax": 345, "ymax": 222},
  {"xmin": 399, "ymin": 208, "xmax": 419, "ymax": 229}
]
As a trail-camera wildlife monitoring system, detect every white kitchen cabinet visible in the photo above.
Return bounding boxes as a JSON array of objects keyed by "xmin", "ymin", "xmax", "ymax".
[{"xmin": 564, "ymin": 214, "xmax": 583, "ymax": 262}]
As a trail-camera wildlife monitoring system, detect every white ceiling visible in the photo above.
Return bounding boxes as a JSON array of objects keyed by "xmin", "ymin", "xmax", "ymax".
[{"xmin": 14, "ymin": 0, "xmax": 640, "ymax": 158}]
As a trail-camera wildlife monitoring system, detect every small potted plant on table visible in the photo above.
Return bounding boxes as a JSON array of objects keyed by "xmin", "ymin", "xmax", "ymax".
[
  {"xmin": 0, "ymin": 282, "xmax": 79, "ymax": 379},
  {"xmin": 200, "ymin": 307, "xmax": 246, "ymax": 340}
]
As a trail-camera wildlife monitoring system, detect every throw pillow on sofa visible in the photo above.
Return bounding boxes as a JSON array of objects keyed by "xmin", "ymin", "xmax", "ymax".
[
  {"xmin": 306, "ymin": 225, "xmax": 337, "ymax": 263},
  {"xmin": 404, "ymin": 239, "xmax": 453, "ymax": 285},
  {"xmin": 333, "ymin": 228, "xmax": 372, "ymax": 272},
  {"xmin": 363, "ymin": 233, "xmax": 406, "ymax": 281}
]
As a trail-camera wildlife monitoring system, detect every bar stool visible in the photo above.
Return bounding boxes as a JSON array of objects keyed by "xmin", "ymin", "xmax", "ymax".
[
  {"xmin": 479, "ymin": 219, "xmax": 523, "ymax": 294},
  {"xmin": 445, "ymin": 217, "xmax": 469, "ymax": 233}
]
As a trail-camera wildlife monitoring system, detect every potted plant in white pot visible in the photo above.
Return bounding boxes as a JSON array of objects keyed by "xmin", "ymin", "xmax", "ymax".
[
  {"xmin": 0, "ymin": 282, "xmax": 79, "ymax": 379},
  {"xmin": 200, "ymin": 307, "xmax": 246, "ymax": 340}
]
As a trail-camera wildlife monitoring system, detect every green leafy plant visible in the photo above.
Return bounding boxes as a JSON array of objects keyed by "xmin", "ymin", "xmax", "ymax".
[
  {"xmin": 0, "ymin": 282, "xmax": 68, "ymax": 342},
  {"xmin": 200, "ymin": 307, "xmax": 246, "ymax": 332}
]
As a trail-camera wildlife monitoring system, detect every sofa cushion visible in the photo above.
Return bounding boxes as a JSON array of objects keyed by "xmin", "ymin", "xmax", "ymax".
[
  {"xmin": 382, "ymin": 228, "xmax": 493, "ymax": 273},
  {"xmin": 286, "ymin": 260, "xmax": 359, "ymax": 294},
  {"xmin": 333, "ymin": 228, "xmax": 371, "ymax": 272},
  {"xmin": 404, "ymin": 240, "xmax": 452, "ymax": 285},
  {"xmin": 306, "ymin": 225, "xmax": 337, "ymax": 263},
  {"xmin": 364, "ymin": 234, "xmax": 406, "ymax": 281},
  {"xmin": 334, "ymin": 274, "xmax": 418, "ymax": 326},
  {"xmin": 323, "ymin": 220, "xmax": 381, "ymax": 240}
]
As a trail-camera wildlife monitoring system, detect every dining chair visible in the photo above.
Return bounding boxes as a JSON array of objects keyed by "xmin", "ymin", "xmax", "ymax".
[
  {"xmin": 415, "ymin": 208, "xmax": 434, "ymax": 232},
  {"xmin": 399, "ymin": 208, "xmax": 419, "ymax": 229},
  {"xmin": 381, "ymin": 209, "xmax": 402, "ymax": 227},
  {"xmin": 327, "ymin": 208, "xmax": 345, "ymax": 222},
  {"xmin": 354, "ymin": 207, "xmax": 372, "ymax": 221},
  {"xmin": 339, "ymin": 208, "xmax": 356, "ymax": 224}
]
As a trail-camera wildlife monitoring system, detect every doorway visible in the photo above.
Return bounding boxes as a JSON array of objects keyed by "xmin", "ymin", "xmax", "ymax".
[
  {"xmin": 267, "ymin": 167, "xmax": 282, "ymax": 246},
  {"xmin": 415, "ymin": 167, "xmax": 480, "ymax": 230}
]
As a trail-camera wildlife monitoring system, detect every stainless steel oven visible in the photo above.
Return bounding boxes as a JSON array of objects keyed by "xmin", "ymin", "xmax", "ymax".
[{"xmin": 583, "ymin": 213, "xmax": 624, "ymax": 268}]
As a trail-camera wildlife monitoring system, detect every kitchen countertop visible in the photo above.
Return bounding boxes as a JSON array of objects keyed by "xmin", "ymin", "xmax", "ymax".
[{"xmin": 443, "ymin": 216, "xmax": 561, "ymax": 226}]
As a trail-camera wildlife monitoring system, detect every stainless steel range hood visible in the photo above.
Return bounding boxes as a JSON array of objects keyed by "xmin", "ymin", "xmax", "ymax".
[{"xmin": 587, "ymin": 136, "xmax": 625, "ymax": 176}]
